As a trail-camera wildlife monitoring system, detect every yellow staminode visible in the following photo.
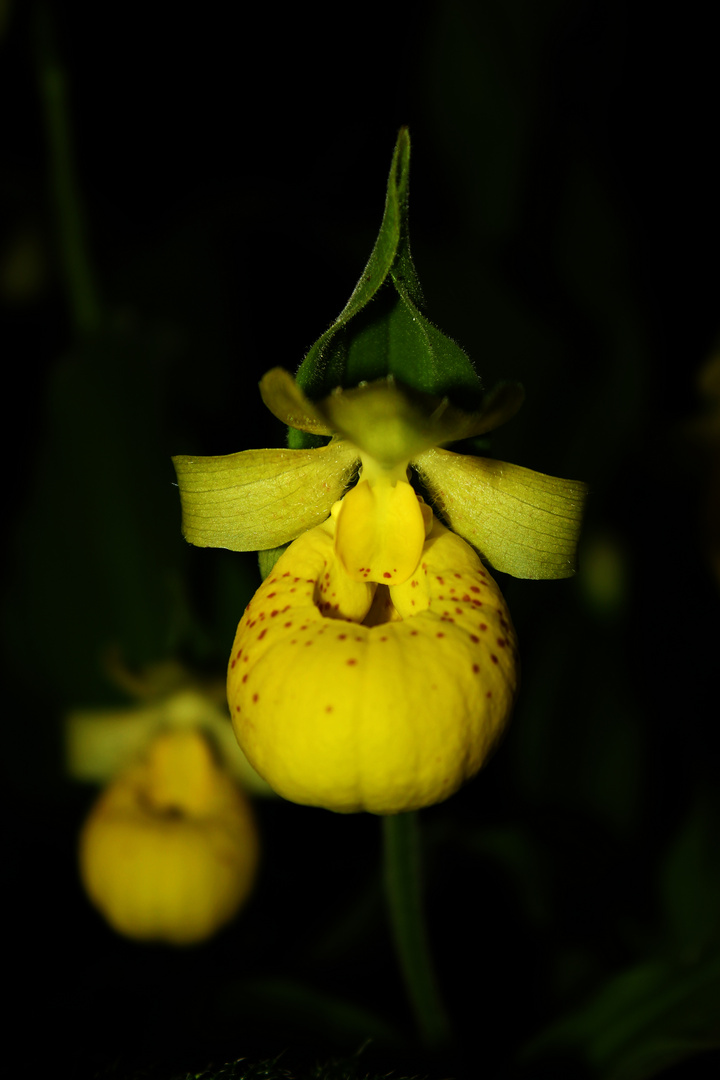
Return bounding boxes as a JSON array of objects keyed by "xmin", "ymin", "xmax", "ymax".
[{"xmin": 79, "ymin": 729, "xmax": 259, "ymax": 944}]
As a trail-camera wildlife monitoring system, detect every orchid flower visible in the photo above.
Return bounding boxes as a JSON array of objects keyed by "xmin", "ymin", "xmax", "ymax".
[
  {"xmin": 67, "ymin": 663, "xmax": 264, "ymax": 944},
  {"xmin": 79, "ymin": 728, "xmax": 259, "ymax": 944},
  {"xmin": 173, "ymin": 368, "xmax": 586, "ymax": 814}
]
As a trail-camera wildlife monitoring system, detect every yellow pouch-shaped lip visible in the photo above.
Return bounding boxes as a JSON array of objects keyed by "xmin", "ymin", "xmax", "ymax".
[{"xmin": 227, "ymin": 514, "xmax": 518, "ymax": 815}]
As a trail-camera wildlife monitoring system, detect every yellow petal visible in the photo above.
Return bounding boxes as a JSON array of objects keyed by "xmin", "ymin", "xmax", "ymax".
[
  {"xmin": 333, "ymin": 478, "xmax": 426, "ymax": 585},
  {"xmin": 259, "ymin": 367, "xmax": 334, "ymax": 435},
  {"xmin": 227, "ymin": 516, "xmax": 518, "ymax": 814},
  {"xmin": 79, "ymin": 730, "xmax": 259, "ymax": 945},
  {"xmin": 414, "ymin": 447, "xmax": 587, "ymax": 579},
  {"xmin": 172, "ymin": 440, "xmax": 359, "ymax": 551}
]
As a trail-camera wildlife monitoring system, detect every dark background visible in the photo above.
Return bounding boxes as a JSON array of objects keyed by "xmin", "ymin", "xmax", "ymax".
[{"xmin": 2, "ymin": 2, "xmax": 719, "ymax": 1078}]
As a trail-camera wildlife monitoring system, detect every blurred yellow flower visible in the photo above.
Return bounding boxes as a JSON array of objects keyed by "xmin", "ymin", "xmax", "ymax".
[{"xmin": 79, "ymin": 728, "xmax": 259, "ymax": 945}]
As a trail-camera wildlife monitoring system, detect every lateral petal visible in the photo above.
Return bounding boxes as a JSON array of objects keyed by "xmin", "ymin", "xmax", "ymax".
[
  {"xmin": 414, "ymin": 447, "xmax": 587, "ymax": 579},
  {"xmin": 172, "ymin": 440, "xmax": 359, "ymax": 551}
]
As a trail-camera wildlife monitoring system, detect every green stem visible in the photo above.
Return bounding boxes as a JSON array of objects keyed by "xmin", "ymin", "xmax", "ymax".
[
  {"xmin": 382, "ymin": 811, "xmax": 452, "ymax": 1049},
  {"xmin": 35, "ymin": 3, "xmax": 102, "ymax": 336}
]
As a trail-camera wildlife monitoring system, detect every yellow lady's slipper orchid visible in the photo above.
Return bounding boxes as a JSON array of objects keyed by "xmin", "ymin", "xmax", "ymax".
[
  {"xmin": 79, "ymin": 728, "xmax": 259, "ymax": 944},
  {"xmin": 173, "ymin": 369, "xmax": 587, "ymax": 814}
]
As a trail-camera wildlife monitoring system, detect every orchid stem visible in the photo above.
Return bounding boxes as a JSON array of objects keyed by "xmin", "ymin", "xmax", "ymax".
[{"xmin": 382, "ymin": 811, "xmax": 452, "ymax": 1049}]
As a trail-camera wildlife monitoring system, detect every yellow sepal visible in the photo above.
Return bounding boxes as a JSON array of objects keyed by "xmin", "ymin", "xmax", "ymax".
[
  {"xmin": 259, "ymin": 367, "xmax": 333, "ymax": 435},
  {"xmin": 258, "ymin": 368, "xmax": 524, "ymax": 468}
]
